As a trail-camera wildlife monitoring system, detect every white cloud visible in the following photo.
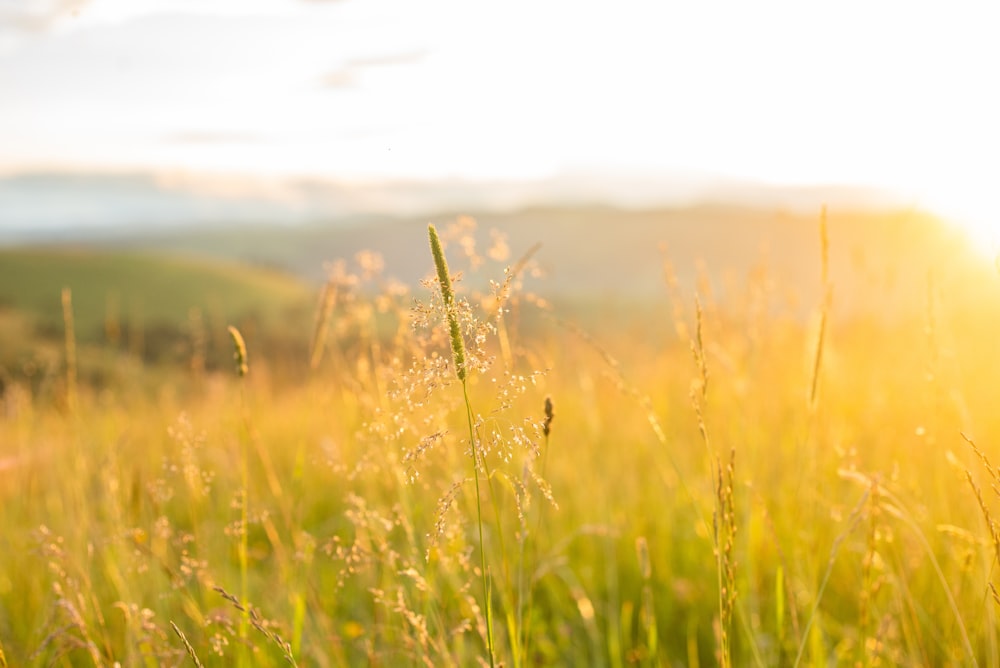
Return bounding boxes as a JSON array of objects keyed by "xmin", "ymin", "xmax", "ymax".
[{"xmin": 0, "ymin": 0, "xmax": 91, "ymax": 30}]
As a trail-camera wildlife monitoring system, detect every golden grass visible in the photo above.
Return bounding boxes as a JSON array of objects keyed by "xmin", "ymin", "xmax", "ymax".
[{"xmin": 2, "ymin": 215, "xmax": 1000, "ymax": 665}]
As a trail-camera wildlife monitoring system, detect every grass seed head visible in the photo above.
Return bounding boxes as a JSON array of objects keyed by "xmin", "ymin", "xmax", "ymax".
[
  {"xmin": 543, "ymin": 395, "xmax": 554, "ymax": 437},
  {"xmin": 428, "ymin": 224, "xmax": 468, "ymax": 382},
  {"xmin": 226, "ymin": 325, "xmax": 249, "ymax": 377}
]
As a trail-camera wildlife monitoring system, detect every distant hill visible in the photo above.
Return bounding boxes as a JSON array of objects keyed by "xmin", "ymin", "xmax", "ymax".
[
  {"xmin": 78, "ymin": 204, "xmax": 991, "ymax": 321},
  {"xmin": 0, "ymin": 169, "xmax": 898, "ymax": 241},
  {"xmin": 2, "ymin": 169, "xmax": 993, "ymax": 329},
  {"xmin": 0, "ymin": 248, "xmax": 313, "ymax": 343}
]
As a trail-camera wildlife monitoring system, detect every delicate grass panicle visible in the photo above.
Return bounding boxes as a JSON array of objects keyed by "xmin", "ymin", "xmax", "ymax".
[
  {"xmin": 428, "ymin": 222, "xmax": 494, "ymax": 666},
  {"xmin": 214, "ymin": 586, "xmax": 298, "ymax": 666},
  {"xmin": 420, "ymin": 222, "xmax": 559, "ymax": 668}
]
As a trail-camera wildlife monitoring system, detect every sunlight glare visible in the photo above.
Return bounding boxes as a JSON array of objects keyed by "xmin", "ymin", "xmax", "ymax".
[
  {"xmin": 935, "ymin": 206, "xmax": 998, "ymax": 264},
  {"xmin": 893, "ymin": 171, "xmax": 998, "ymax": 264}
]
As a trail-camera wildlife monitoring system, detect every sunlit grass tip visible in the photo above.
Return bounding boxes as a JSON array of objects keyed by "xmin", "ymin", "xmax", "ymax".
[
  {"xmin": 543, "ymin": 396, "xmax": 554, "ymax": 437},
  {"xmin": 227, "ymin": 324, "xmax": 249, "ymax": 377},
  {"xmin": 428, "ymin": 223, "xmax": 468, "ymax": 381},
  {"xmin": 170, "ymin": 622, "xmax": 205, "ymax": 668}
]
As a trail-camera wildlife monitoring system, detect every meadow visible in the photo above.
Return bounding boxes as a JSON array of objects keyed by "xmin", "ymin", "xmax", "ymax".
[{"xmin": 2, "ymin": 215, "xmax": 1000, "ymax": 666}]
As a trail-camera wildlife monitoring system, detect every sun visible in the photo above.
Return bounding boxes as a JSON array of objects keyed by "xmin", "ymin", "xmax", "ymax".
[
  {"xmin": 944, "ymin": 215, "xmax": 999, "ymax": 263},
  {"xmin": 918, "ymin": 185, "xmax": 999, "ymax": 263}
]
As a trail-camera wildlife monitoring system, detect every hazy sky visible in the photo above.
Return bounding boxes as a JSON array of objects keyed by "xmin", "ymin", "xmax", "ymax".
[{"xmin": 1, "ymin": 0, "xmax": 997, "ymax": 239}]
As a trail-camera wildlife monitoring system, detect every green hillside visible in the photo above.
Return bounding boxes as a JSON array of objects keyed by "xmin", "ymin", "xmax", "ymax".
[{"xmin": 0, "ymin": 247, "xmax": 314, "ymax": 342}]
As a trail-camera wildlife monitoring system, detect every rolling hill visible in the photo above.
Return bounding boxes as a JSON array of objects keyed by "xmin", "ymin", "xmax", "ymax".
[
  {"xmin": 88, "ymin": 204, "xmax": 992, "ymax": 320},
  {"xmin": 0, "ymin": 248, "xmax": 314, "ymax": 343}
]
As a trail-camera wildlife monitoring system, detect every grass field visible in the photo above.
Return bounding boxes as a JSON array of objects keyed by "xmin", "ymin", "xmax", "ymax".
[{"xmin": 2, "ymin": 217, "xmax": 1000, "ymax": 666}]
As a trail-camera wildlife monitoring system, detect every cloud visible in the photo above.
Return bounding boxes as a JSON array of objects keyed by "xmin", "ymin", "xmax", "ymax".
[
  {"xmin": 0, "ymin": 0, "xmax": 93, "ymax": 54},
  {"xmin": 320, "ymin": 69, "xmax": 357, "ymax": 89},
  {"xmin": 346, "ymin": 50, "xmax": 426, "ymax": 69},
  {"xmin": 0, "ymin": 0, "xmax": 91, "ymax": 33},
  {"xmin": 320, "ymin": 49, "xmax": 426, "ymax": 89},
  {"xmin": 163, "ymin": 132, "xmax": 262, "ymax": 145}
]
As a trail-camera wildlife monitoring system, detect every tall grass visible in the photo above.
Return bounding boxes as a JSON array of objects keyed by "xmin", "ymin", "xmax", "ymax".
[
  {"xmin": 225, "ymin": 325, "xmax": 251, "ymax": 666},
  {"xmin": 428, "ymin": 223, "xmax": 495, "ymax": 666},
  {"xmin": 2, "ymin": 215, "xmax": 1000, "ymax": 665},
  {"xmin": 61, "ymin": 287, "xmax": 77, "ymax": 413}
]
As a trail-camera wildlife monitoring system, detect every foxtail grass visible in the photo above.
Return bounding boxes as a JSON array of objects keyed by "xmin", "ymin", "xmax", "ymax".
[
  {"xmin": 61, "ymin": 287, "xmax": 77, "ymax": 412},
  {"xmin": 427, "ymin": 223, "xmax": 495, "ymax": 667},
  {"xmin": 227, "ymin": 324, "xmax": 252, "ymax": 666},
  {"xmin": 228, "ymin": 325, "xmax": 249, "ymax": 379}
]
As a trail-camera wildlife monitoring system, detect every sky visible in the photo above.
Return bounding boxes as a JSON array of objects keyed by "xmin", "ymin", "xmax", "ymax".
[{"xmin": 0, "ymin": 0, "xmax": 998, "ymax": 245}]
